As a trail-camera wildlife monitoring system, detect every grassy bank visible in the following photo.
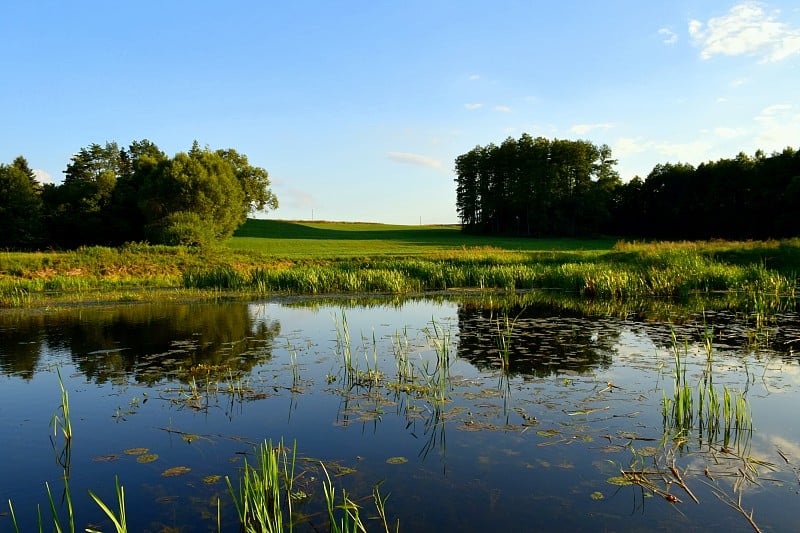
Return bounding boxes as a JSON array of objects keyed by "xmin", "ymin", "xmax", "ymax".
[{"xmin": 1, "ymin": 220, "xmax": 798, "ymax": 308}]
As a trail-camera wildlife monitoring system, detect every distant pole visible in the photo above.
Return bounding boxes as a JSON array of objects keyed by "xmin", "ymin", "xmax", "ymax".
[
  {"xmin": 419, "ymin": 216, "xmax": 422, "ymax": 226},
  {"xmin": 312, "ymin": 209, "xmax": 314, "ymax": 221}
]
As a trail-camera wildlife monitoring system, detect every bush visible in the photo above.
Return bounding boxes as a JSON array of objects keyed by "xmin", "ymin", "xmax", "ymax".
[{"xmin": 147, "ymin": 212, "xmax": 217, "ymax": 247}]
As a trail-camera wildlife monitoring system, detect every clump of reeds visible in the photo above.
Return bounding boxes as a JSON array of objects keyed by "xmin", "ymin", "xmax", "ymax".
[
  {"xmin": 87, "ymin": 477, "xmax": 128, "ymax": 533},
  {"xmin": 226, "ymin": 439, "xmax": 297, "ymax": 532},
  {"xmin": 662, "ymin": 328, "xmax": 753, "ymax": 443}
]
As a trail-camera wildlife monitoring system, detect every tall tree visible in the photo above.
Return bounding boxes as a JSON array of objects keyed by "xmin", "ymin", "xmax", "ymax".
[
  {"xmin": 0, "ymin": 159, "xmax": 44, "ymax": 248},
  {"xmin": 139, "ymin": 143, "xmax": 247, "ymax": 245},
  {"xmin": 43, "ymin": 142, "xmax": 126, "ymax": 246}
]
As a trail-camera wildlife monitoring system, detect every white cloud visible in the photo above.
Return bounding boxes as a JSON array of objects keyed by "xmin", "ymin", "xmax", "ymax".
[
  {"xmin": 468, "ymin": 74, "xmax": 480, "ymax": 81},
  {"xmin": 493, "ymin": 105, "xmax": 512, "ymax": 113},
  {"xmin": 270, "ymin": 176, "xmax": 317, "ymax": 209},
  {"xmin": 387, "ymin": 151, "xmax": 446, "ymax": 172},
  {"xmin": 689, "ymin": 1, "xmax": 800, "ymax": 62},
  {"xmin": 32, "ymin": 169, "xmax": 53, "ymax": 184},
  {"xmin": 658, "ymin": 27, "xmax": 678, "ymax": 45},
  {"xmin": 654, "ymin": 140, "xmax": 714, "ymax": 161},
  {"xmin": 464, "ymin": 103, "xmax": 483, "ymax": 110},
  {"xmin": 754, "ymin": 103, "xmax": 800, "ymax": 149},
  {"xmin": 730, "ymin": 77, "xmax": 748, "ymax": 87},
  {"xmin": 570, "ymin": 123, "xmax": 614, "ymax": 135},
  {"xmin": 612, "ymin": 137, "xmax": 655, "ymax": 158},
  {"xmin": 713, "ymin": 126, "xmax": 747, "ymax": 138}
]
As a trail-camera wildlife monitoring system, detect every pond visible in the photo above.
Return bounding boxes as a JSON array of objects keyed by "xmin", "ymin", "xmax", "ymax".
[{"xmin": 1, "ymin": 294, "xmax": 799, "ymax": 532}]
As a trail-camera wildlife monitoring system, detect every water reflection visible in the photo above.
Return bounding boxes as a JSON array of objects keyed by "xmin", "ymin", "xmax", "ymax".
[
  {"xmin": 0, "ymin": 302, "xmax": 281, "ymax": 382},
  {"xmin": 455, "ymin": 303, "xmax": 617, "ymax": 377},
  {"xmin": 1, "ymin": 295, "xmax": 800, "ymax": 532}
]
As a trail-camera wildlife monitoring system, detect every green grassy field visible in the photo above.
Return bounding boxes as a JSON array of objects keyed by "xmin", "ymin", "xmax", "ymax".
[
  {"xmin": 1, "ymin": 219, "xmax": 798, "ymax": 308},
  {"xmin": 227, "ymin": 219, "xmax": 617, "ymax": 257}
]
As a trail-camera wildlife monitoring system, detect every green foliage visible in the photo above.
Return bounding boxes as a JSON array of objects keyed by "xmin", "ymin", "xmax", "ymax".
[
  {"xmin": 0, "ymin": 160, "xmax": 44, "ymax": 248},
  {"xmin": 147, "ymin": 211, "xmax": 219, "ymax": 247},
  {"xmin": 13, "ymin": 140, "xmax": 274, "ymax": 249},
  {"xmin": 140, "ymin": 144, "xmax": 246, "ymax": 243},
  {"xmin": 455, "ymin": 134, "xmax": 619, "ymax": 236}
]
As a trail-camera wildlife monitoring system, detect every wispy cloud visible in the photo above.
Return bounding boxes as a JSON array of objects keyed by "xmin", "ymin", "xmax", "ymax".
[
  {"xmin": 270, "ymin": 176, "xmax": 317, "ymax": 209},
  {"xmin": 613, "ymin": 137, "xmax": 712, "ymax": 165},
  {"xmin": 570, "ymin": 123, "xmax": 614, "ymax": 135},
  {"xmin": 32, "ymin": 169, "xmax": 53, "ymax": 184},
  {"xmin": 468, "ymin": 74, "xmax": 480, "ymax": 81},
  {"xmin": 713, "ymin": 126, "xmax": 747, "ymax": 138},
  {"xmin": 612, "ymin": 137, "xmax": 653, "ymax": 158},
  {"xmin": 754, "ymin": 103, "xmax": 800, "ymax": 149},
  {"xmin": 689, "ymin": 2, "xmax": 800, "ymax": 62},
  {"xmin": 493, "ymin": 105, "xmax": 512, "ymax": 113},
  {"xmin": 658, "ymin": 27, "xmax": 678, "ymax": 45},
  {"xmin": 464, "ymin": 103, "xmax": 483, "ymax": 110},
  {"xmin": 654, "ymin": 140, "xmax": 713, "ymax": 161},
  {"xmin": 387, "ymin": 151, "xmax": 446, "ymax": 172}
]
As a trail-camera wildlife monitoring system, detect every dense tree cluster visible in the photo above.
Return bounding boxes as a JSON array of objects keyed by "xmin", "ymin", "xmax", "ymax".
[
  {"xmin": 455, "ymin": 135, "xmax": 800, "ymax": 240},
  {"xmin": 0, "ymin": 140, "xmax": 277, "ymax": 249},
  {"xmin": 455, "ymin": 134, "xmax": 620, "ymax": 236},
  {"xmin": 614, "ymin": 149, "xmax": 800, "ymax": 239}
]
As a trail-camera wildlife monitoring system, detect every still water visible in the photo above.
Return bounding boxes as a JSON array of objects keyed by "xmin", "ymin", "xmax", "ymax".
[{"xmin": 1, "ymin": 295, "xmax": 799, "ymax": 532}]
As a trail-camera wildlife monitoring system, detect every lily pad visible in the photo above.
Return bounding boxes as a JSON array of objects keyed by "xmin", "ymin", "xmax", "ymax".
[
  {"xmin": 137, "ymin": 454, "xmax": 159, "ymax": 463},
  {"xmin": 386, "ymin": 456, "xmax": 408, "ymax": 465},
  {"xmin": 590, "ymin": 491, "xmax": 604, "ymax": 500},
  {"xmin": 124, "ymin": 447, "xmax": 149, "ymax": 455},
  {"xmin": 536, "ymin": 429, "xmax": 560, "ymax": 438},
  {"xmin": 161, "ymin": 466, "xmax": 191, "ymax": 477},
  {"xmin": 92, "ymin": 454, "xmax": 119, "ymax": 462},
  {"xmin": 636, "ymin": 446, "xmax": 659, "ymax": 457},
  {"xmin": 202, "ymin": 475, "xmax": 221, "ymax": 484},
  {"xmin": 607, "ymin": 476, "xmax": 634, "ymax": 486}
]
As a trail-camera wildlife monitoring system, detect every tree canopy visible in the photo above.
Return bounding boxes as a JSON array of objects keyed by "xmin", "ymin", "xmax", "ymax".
[
  {"xmin": 1, "ymin": 140, "xmax": 277, "ymax": 249},
  {"xmin": 455, "ymin": 134, "xmax": 620, "ymax": 236},
  {"xmin": 455, "ymin": 135, "xmax": 800, "ymax": 240}
]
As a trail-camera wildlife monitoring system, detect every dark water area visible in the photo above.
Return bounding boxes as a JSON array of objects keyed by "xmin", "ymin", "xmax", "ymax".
[{"xmin": 1, "ymin": 295, "xmax": 800, "ymax": 532}]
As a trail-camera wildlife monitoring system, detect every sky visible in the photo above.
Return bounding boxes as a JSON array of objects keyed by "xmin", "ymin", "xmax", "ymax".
[{"xmin": 2, "ymin": 1, "xmax": 799, "ymax": 225}]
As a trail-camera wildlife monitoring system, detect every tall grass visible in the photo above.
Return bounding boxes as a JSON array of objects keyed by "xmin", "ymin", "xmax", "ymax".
[
  {"xmin": 226, "ymin": 440, "xmax": 296, "ymax": 533},
  {"xmin": 3, "ymin": 235, "xmax": 797, "ymax": 307},
  {"xmin": 662, "ymin": 328, "xmax": 753, "ymax": 445},
  {"xmin": 51, "ymin": 366, "xmax": 73, "ymax": 443},
  {"xmin": 182, "ymin": 245, "xmax": 798, "ymax": 301}
]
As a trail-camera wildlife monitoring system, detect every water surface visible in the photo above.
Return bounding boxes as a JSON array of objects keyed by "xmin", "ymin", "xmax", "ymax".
[{"xmin": 1, "ymin": 296, "xmax": 799, "ymax": 532}]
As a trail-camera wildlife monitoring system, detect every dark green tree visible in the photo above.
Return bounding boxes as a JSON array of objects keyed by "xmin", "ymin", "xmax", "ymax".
[
  {"xmin": 0, "ymin": 158, "xmax": 44, "ymax": 248},
  {"xmin": 42, "ymin": 142, "xmax": 126, "ymax": 246},
  {"xmin": 140, "ymin": 142, "xmax": 247, "ymax": 245}
]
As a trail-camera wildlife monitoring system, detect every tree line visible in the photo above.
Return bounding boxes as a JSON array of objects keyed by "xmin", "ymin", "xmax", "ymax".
[
  {"xmin": 0, "ymin": 140, "xmax": 277, "ymax": 249},
  {"xmin": 455, "ymin": 134, "xmax": 800, "ymax": 239}
]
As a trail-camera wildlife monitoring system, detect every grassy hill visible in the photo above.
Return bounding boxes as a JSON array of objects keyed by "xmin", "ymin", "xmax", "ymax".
[{"xmin": 227, "ymin": 219, "xmax": 617, "ymax": 257}]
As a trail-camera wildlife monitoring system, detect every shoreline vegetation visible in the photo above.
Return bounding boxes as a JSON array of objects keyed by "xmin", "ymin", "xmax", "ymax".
[{"xmin": 1, "ymin": 220, "xmax": 798, "ymax": 309}]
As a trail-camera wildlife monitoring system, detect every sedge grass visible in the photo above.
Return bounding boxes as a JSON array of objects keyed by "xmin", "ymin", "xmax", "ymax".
[
  {"xmin": 2, "ymin": 225, "xmax": 798, "ymax": 308},
  {"xmin": 86, "ymin": 477, "xmax": 127, "ymax": 533},
  {"xmin": 662, "ymin": 328, "xmax": 753, "ymax": 445},
  {"xmin": 226, "ymin": 439, "xmax": 298, "ymax": 533}
]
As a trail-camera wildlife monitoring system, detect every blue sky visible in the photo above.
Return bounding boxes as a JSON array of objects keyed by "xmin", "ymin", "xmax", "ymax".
[{"xmin": 2, "ymin": 1, "xmax": 799, "ymax": 224}]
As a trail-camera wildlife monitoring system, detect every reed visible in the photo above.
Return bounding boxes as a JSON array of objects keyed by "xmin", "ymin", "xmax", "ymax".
[
  {"xmin": 321, "ymin": 464, "xmax": 364, "ymax": 533},
  {"xmin": 422, "ymin": 320, "xmax": 452, "ymax": 403},
  {"xmin": 392, "ymin": 327, "xmax": 414, "ymax": 383},
  {"xmin": 51, "ymin": 366, "xmax": 73, "ymax": 443},
  {"xmin": 86, "ymin": 477, "xmax": 127, "ymax": 533},
  {"xmin": 662, "ymin": 328, "xmax": 753, "ymax": 443},
  {"xmin": 226, "ymin": 439, "xmax": 296, "ymax": 533},
  {"xmin": 495, "ymin": 312, "xmax": 518, "ymax": 371}
]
